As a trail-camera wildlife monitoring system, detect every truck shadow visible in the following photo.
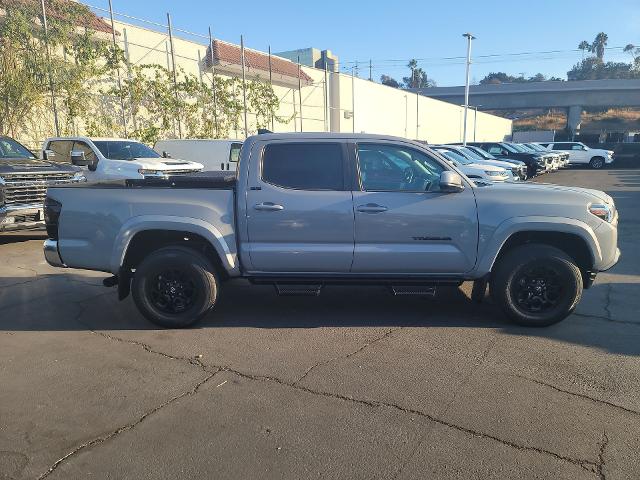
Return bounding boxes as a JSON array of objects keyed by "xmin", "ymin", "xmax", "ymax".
[
  {"xmin": 0, "ymin": 231, "xmax": 47, "ymax": 245},
  {"xmin": 1, "ymin": 275, "xmax": 638, "ymax": 357}
]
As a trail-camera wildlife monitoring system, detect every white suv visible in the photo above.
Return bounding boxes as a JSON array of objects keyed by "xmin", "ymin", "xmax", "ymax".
[
  {"xmin": 42, "ymin": 137, "xmax": 204, "ymax": 181},
  {"xmin": 539, "ymin": 142, "xmax": 614, "ymax": 169}
]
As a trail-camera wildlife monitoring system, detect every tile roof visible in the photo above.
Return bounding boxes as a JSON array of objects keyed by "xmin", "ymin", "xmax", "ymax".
[
  {"xmin": 0, "ymin": 0, "xmax": 114, "ymax": 34},
  {"xmin": 205, "ymin": 39, "xmax": 312, "ymax": 82}
]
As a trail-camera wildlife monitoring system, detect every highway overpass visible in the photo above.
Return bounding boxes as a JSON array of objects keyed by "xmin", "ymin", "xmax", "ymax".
[{"xmin": 415, "ymin": 79, "xmax": 640, "ymax": 134}]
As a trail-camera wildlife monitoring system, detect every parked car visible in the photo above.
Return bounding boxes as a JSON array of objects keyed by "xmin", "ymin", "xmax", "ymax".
[
  {"xmin": 538, "ymin": 142, "xmax": 614, "ymax": 169},
  {"xmin": 525, "ymin": 143, "xmax": 569, "ymax": 168},
  {"xmin": 436, "ymin": 145, "xmax": 526, "ymax": 181},
  {"xmin": 154, "ymin": 139, "xmax": 243, "ymax": 172},
  {"xmin": 1, "ymin": 136, "xmax": 84, "ymax": 232},
  {"xmin": 517, "ymin": 143, "xmax": 562, "ymax": 170},
  {"xmin": 44, "ymin": 133, "xmax": 619, "ymax": 329},
  {"xmin": 459, "ymin": 145, "xmax": 529, "ymax": 181},
  {"xmin": 468, "ymin": 142, "xmax": 548, "ymax": 177},
  {"xmin": 42, "ymin": 137, "xmax": 204, "ymax": 180},
  {"xmin": 432, "ymin": 147, "xmax": 511, "ymax": 182}
]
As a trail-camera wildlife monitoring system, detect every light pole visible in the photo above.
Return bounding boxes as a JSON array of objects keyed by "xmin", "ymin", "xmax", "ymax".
[
  {"xmin": 471, "ymin": 105, "xmax": 481, "ymax": 142},
  {"xmin": 462, "ymin": 33, "xmax": 476, "ymax": 145}
]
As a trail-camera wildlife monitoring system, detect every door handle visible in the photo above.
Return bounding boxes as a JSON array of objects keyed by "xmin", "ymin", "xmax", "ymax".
[
  {"xmin": 356, "ymin": 203, "xmax": 388, "ymax": 213},
  {"xmin": 254, "ymin": 202, "xmax": 284, "ymax": 211}
]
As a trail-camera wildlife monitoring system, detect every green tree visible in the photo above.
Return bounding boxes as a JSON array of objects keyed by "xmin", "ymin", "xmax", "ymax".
[
  {"xmin": 402, "ymin": 59, "xmax": 435, "ymax": 88},
  {"xmin": 578, "ymin": 40, "xmax": 590, "ymax": 59},
  {"xmin": 380, "ymin": 74, "xmax": 400, "ymax": 88},
  {"xmin": 589, "ymin": 32, "xmax": 608, "ymax": 60}
]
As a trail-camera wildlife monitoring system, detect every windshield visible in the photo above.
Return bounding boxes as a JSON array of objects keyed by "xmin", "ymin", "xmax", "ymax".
[
  {"xmin": 467, "ymin": 146, "xmax": 496, "ymax": 160},
  {"xmin": 505, "ymin": 143, "xmax": 527, "ymax": 153},
  {"xmin": 0, "ymin": 137, "xmax": 36, "ymax": 160},
  {"xmin": 459, "ymin": 146, "xmax": 485, "ymax": 161},
  {"xmin": 437, "ymin": 149, "xmax": 473, "ymax": 165},
  {"xmin": 517, "ymin": 144, "xmax": 536, "ymax": 152},
  {"xmin": 93, "ymin": 140, "xmax": 161, "ymax": 161},
  {"xmin": 526, "ymin": 143, "xmax": 546, "ymax": 152}
]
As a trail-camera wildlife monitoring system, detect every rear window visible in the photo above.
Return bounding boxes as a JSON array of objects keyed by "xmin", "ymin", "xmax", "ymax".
[
  {"xmin": 229, "ymin": 143, "xmax": 242, "ymax": 163},
  {"xmin": 262, "ymin": 143, "xmax": 343, "ymax": 190}
]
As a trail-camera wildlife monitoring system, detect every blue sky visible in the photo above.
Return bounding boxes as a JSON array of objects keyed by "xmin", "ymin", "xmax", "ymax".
[{"xmin": 89, "ymin": 0, "xmax": 640, "ymax": 86}]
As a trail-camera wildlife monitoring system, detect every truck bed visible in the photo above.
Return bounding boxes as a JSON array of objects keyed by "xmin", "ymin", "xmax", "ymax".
[{"xmin": 48, "ymin": 174, "xmax": 238, "ymax": 274}]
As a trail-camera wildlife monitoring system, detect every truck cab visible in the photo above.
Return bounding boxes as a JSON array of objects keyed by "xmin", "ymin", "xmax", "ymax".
[{"xmin": 42, "ymin": 137, "xmax": 204, "ymax": 180}]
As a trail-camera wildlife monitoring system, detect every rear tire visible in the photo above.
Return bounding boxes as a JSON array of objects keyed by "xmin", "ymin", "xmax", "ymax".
[
  {"xmin": 490, "ymin": 244, "xmax": 582, "ymax": 327},
  {"xmin": 589, "ymin": 156, "xmax": 605, "ymax": 169},
  {"xmin": 132, "ymin": 246, "xmax": 218, "ymax": 328}
]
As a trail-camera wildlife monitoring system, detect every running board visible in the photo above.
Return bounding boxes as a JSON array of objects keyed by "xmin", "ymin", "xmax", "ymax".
[
  {"xmin": 275, "ymin": 284, "xmax": 323, "ymax": 296},
  {"xmin": 390, "ymin": 285, "xmax": 436, "ymax": 296}
]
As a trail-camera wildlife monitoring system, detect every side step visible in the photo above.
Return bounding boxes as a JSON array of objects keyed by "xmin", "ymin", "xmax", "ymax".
[
  {"xmin": 275, "ymin": 284, "xmax": 322, "ymax": 296},
  {"xmin": 390, "ymin": 285, "xmax": 436, "ymax": 296}
]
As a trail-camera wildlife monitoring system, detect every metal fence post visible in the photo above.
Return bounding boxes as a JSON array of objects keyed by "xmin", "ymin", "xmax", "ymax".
[
  {"xmin": 323, "ymin": 63, "xmax": 329, "ymax": 132},
  {"xmin": 268, "ymin": 45, "xmax": 274, "ymax": 131},
  {"xmin": 40, "ymin": 0, "xmax": 60, "ymax": 137},
  {"xmin": 240, "ymin": 35, "xmax": 248, "ymax": 138},
  {"xmin": 207, "ymin": 27, "xmax": 218, "ymax": 138},
  {"xmin": 297, "ymin": 56, "xmax": 302, "ymax": 132},
  {"xmin": 167, "ymin": 13, "xmax": 182, "ymax": 138},
  {"xmin": 108, "ymin": 0, "xmax": 127, "ymax": 137},
  {"xmin": 351, "ymin": 67, "xmax": 356, "ymax": 133}
]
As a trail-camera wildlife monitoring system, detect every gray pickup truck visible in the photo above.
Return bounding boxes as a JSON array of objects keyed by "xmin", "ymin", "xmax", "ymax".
[{"xmin": 43, "ymin": 133, "xmax": 620, "ymax": 328}]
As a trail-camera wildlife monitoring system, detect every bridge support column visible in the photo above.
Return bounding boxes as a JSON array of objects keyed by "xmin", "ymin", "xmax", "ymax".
[{"xmin": 567, "ymin": 105, "xmax": 582, "ymax": 139}]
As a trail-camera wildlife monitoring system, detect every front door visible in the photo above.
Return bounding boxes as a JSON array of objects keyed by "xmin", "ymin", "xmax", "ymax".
[
  {"xmin": 352, "ymin": 142, "xmax": 478, "ymax": 274},
  {"xmin": 245, "ymin": 141, "xmax": 354, "ymax": 273}
]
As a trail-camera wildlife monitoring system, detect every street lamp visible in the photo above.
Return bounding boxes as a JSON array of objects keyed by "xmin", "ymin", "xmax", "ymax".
[
  {"xmin": 471, "ymin": 105, "xmax": 481, "ymax": 142},
  {"xmin": 462, "ymin": 33, "xmax": 476, "ymax": 145}
]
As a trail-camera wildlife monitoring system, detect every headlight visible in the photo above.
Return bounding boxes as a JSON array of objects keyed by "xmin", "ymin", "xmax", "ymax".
[
  {"xmin": 589, "ymin": 203, "xmax": 613, "ymax": 223},
  {"xmin": 138, "ymin": 169, "xmax": 168, "ymax": 177},
  {"xmin": 72, "ymin": 172, "xmax": 86, "ymax": 182},
  {"xmin": 485, "ymin": 170, "xmax": 506, "ymax": 177}
]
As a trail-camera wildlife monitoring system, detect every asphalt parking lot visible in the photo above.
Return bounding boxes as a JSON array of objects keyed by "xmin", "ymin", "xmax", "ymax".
[{"xmin": 1, "ymin": 167, "xmax": 639, "ymax": 480}]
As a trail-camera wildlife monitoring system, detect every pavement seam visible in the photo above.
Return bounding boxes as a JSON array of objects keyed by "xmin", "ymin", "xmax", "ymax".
[
  {"xmin": 293, "ymin": 327, "xmax": 401, "ymax": 385},
  {"xmin": 573, "ymin": 312, "xmax": 640, "ymax": 327},
  {"xmin": 603, "ymin": 284, "xmax": 613, "ymax": 320},
  {"xmin": 85, "ymin": 325, "xmax": 599, "ymax": 473},
  {"xmin": 515, "ymin": 374, "xmax": 640, "ymax": 417},
  {"xmin": 220, "ymin": 368, "xmax": 599, "ymax": 473},
  {"xmin": 597, "ymin": 431, "xmax": 608, "ymax": 480},
  {"xmin": 37, "ymin": 369, "xmax": 219, "ymax": 479}
]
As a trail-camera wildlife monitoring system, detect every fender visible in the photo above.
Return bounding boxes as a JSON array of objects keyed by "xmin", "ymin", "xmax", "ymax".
[
  {"xmin": 475, "ymin": 216, "xmax": 602, "ymax": 276},
  {"xmin": 110, "ymin": 215, "xmax": 239, "ymax": 276}
]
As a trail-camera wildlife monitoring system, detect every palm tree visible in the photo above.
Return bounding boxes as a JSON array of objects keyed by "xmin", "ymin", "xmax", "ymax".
[
  {"xmin": 589, "ymin": 33, "xmax": 608, "ymax": 60},
  {"xmin": 578, "ymin": 40, "xmax": 590, "ymax": 59}
]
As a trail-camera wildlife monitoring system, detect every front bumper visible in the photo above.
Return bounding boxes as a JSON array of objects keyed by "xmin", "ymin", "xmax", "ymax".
[
  {"xmin": 0, "ymin": 204, "xmax": 45, "ymax": 232},
  {"xmin": 44, "ymin": 239, "xmax": 65, "ymax": 267}
]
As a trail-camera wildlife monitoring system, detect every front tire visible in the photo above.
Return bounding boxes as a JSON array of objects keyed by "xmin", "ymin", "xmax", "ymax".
[
  {"xmin": 589, "ymin": 156, "xmax": 605, "ymax": 169},
  {"xmin": 132, "ymin": 246, "xmax": 218, "ymax": 328},
  {"xmin": 491, "ymin": 244, "xmax": 583, "ymax": 327}
]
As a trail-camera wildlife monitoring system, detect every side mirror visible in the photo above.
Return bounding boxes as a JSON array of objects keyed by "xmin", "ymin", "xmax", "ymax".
[
  {"xmin": 162, "ymin": 151, "xmax": 171, "ymax": 158},
  {"xmin": 70, "ymin": 150, "xmax": 94, "ymax": 168},
  {"xmin": 439, "ymin": 171, "xmax": 464, "ymax": 193},
  {"xmin": 43, "ymin": 149, "xmax": 55, "ymax": 160}
]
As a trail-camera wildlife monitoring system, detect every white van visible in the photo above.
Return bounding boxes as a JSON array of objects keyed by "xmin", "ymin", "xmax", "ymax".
[
  {"xmin": 42, "ymin": 137, "xmax": 203, "ymax": 180},
  {"xmin": 154, "ymin": 139, "xmax": 243, "ymax": 172}
]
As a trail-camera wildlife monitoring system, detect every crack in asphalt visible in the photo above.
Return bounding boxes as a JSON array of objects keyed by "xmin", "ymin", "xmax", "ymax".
[
  {"xmin": 81, "ymin": 325, "xmax": 599, "ymax": 473},
  {"xmin": 37, "ymin": 370, "xmax": 218, "ymax": 479},
  {"xmin": 515, "ymin": 375, "xmax": 640, "ymax": 417},
  {"xmin": 603, "ymin": 284, "xmax": 613, "ymax": 321},
  {"xmin": 597, "ymin": 431, "xmax": 608, "ymax": 480},
  {"xmin": 573, "ymin": 312, "xmax": 640, "ymax": 327},
  {"xmin": 293, "ymin": 327, "xmax": 401, "ymax": 385}
]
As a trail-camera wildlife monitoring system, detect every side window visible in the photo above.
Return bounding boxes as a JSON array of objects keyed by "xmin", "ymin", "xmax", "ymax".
[
  {"xmin": 72, "ymin": 141, "xmax": 97, "ymax": 162},
  {"xmin": 229, "ymin": 142, "xmax": 242, "ymax": 163},
  {"xmin": 357, "ymin": 143, "xmax": 444, "ymax": 192},
  {"xmin": 262, "ymin": 143, "xmax": 344, "ymax": 190},
  {"xmin": 553, "ymin": 143, "xmax": 570, "ymax": 150},
  {"xmin": 47, "ymin": 140, "xmax": 73, "ymax": 163},
  {"xmin": 571, "ymin": 144, "xmax": 585, "ymax": 150}
]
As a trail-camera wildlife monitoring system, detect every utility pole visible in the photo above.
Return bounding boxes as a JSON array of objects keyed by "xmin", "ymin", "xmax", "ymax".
[
  {"xmin": 369, "ymin": 59, "xmax": 372, "ymax": 81},
  {"xmin": 240, "ymin": 35, "xmax": 248, "ymax": 138},
  {"xmin": 462, "ymin": 32, "xmax": 476, "ymax": 145}
]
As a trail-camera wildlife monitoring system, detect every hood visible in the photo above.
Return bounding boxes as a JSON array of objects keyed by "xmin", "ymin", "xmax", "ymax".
[
  {"xmin": 0, "ymin": 158, "xmax": 80, "ymax": 174},
  {"xmin": 133, "ymin": 157, "xmax": 204, "ymax": 170},
  {"xmin": 490, "ymin": 181, "xmax": 612, "ymax": 204},
  {"xmin": 468, "ymin": 162, "xmax": 504, "ymax": 173},
  {"xmin": 478, "ymin": 159, "xmax": 521, "ymax": 169}
]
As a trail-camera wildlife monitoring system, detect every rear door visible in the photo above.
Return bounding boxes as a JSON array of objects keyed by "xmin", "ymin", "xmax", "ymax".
[
  {"xmin": 351, "ymin": 142, "xmax": 478, "ymax": 274},
  {"xmin": 244, "ymin": 141, "xmax": 354, "ymax": 273}
]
